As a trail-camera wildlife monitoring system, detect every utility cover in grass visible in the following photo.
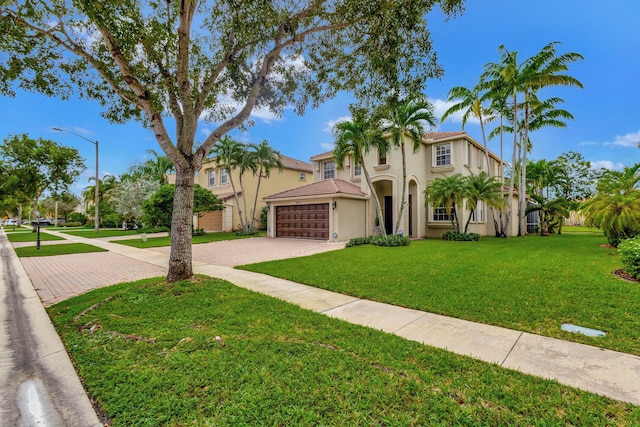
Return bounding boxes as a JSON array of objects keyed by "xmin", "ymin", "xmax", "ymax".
[{"xmin": 561, "ymin": 323, "xmax": 606, "ymax": 337}]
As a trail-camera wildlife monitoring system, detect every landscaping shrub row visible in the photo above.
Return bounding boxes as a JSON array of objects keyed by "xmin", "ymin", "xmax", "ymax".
[
  {"xmin": 619, "ymin": 236, "xmax": 640, "ymax": 279},
  {"xmin": 346, "ymin": 234, "xmax": 410, "ymax": 247},
  {"xmin": 442, "ymin": 231, "xmax": 480, "ymax": 241}
]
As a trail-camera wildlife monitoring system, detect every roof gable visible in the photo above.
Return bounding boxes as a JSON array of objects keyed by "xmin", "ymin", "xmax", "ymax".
[{"xmin": 264, "ymin": 178, "xmax": 366, "ymax": 200}]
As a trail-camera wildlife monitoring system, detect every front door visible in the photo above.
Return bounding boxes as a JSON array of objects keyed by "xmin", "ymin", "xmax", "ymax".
[{"xmin": 384, "ymin": 196, "xmax": 393, "ymax": 235}]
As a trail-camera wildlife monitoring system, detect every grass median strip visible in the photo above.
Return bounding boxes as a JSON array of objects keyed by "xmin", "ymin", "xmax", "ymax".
[
  {"xmin": 48, "ymin": 276, "xmax": 639, "ymax": 426},
  {"xmin": 15, "ymin": 243, "xmax": 108, "ymax": 257},
  {"xmin": 240, "ymin": 233, "xmax": 640, "ymax": 356},
  {"xmin": 62, "ymin": 229, "xmax": 151, "ymax": 238},
  {"xmin": 6, "ymin": 231, "xmax": 65, "ymax": 242},
  {"xmin": 113, "ymin": 231, "xmax": 266, "ymax": 248}
]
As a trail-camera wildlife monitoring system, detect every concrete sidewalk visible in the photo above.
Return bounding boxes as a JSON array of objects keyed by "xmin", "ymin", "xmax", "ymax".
[{"xmin": 11, "ymin": 228, "xmax": 640, "ymax": 408}]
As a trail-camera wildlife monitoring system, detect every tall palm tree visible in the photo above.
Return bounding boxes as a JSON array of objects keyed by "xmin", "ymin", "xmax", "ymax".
[
  {"xmin": 334, "ymin": 110, "xmax": 390, "ymax": 237},
  {"xmin": 482, "ymin": 42, "xmax": 583, "ymax": 235},
  {"xmin": 250, "ymin": 140, "xmax": 283, "ymax": 229},
  {"xmin": 382, "ymin": 94, "xmax": 436, "ymax": 234},
  {"xmin": 131, "ymin": 149, "xmax": 175, "ymax": 184},
  {"xmin": 526, "ymin": 194, "xmax": 569, "ymax": 236},
  {"xmin": 212, "ymin": 136, "xmax": 246, "ymax": 230},
  {"xmin": 463, "ymin": 172, "xmax": 502, "ymax": 233},
  {"xmin": 235, "ymin": 146, "xmax": 258, "ymax": 231},
  {"xmin": 424, "ymin": 173, "xmax": 468, "ymax": 233}
]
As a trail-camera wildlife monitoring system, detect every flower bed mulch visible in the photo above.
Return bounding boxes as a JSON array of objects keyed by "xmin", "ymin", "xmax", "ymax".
[{"xmin": 613, "ymin": 269, "xmax": 640, "ymax": 283}]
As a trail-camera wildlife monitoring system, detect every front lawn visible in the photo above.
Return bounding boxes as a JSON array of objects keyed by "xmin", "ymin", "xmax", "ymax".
[
  {"xmin": 113, "ymin": 231, "xmax": 266, "ymax": 248},
  {"xmin": 48, "ymin": 276, "xmax": 639, "ymax": 426},
  {"xmin": 6, "ymin": 231, "xmax": 65, "ymax": 242},
  {"xmin": 240, "ymin": 233, "xmax": 640, "ymax": 356},
  {"xmin": 15, "ymin": 243, "xmax": 107, "ymax": 257}
]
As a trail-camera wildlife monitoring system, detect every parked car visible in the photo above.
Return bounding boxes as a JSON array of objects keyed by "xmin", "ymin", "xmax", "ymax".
[{"xmin": 3, "ymin": 219, "xmax": 18, "ymax": 226}]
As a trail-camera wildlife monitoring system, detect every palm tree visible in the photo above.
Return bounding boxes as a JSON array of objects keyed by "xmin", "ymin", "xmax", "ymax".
[
  {"xmin": 250, "ymin": 140, "xmax": 283, "ymax": 230},
  {"xmin": 130, "ymin": 149, "xmax": 175, "ymax": 184},
  {"xmin": 581, "ymin": 164, "xmax": 640, "ymax": 246},
  {"xmin": 424, "ymin": 174, "xmax": 468, "ymax": 233},
  {"xmin": 212, "ymin": 136, "xmax": 246, "ymax": 231},
  {"xmin": 334, "ymin": 109, "xmax": 390, "ymax": 237},
  {"xmin": 382, "ymin": 94, "xmax": 437, "ymax": 234},
  {"xmin": 463, "ymin": 172, "xmax": 502, "ymax": 233},
  {"xmin": 526, "ymin": 194, "xmax": 569, "ymax": 236},
  {"xmin": 235, "ymin": 146, "xmax": 258, "ymax": 232},
  {"xmin": 482, "ymin": 42, "xmax": 583, "ymax": 235}
]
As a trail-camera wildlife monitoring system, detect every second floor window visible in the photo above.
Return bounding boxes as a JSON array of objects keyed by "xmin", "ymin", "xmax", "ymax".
[
  {"xmin": 378, "ymin": 151, "xmax": 387, "ymax": 166},
  {"xmin": 220, "ymin": 168, "xmax": 229, "ymax": 184},
  {"xmin": 323, "ymin": 161, "xmax": 336, "ymax": 179},
  {"xmin": 435, "ymin": 143, "xmax": 451, "ymax": 166},
  {"xmin": 353, "ymin": 161, "xmax": 362, "ymax": 177},
  {"xmin": 207, "ymin": 170, "xmax": 215, "ymax": 187}
]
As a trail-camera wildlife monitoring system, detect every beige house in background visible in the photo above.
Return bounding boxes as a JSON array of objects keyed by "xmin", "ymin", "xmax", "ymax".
[
  {"xmin": 195, "ymin": 155, "xmax": 312, "ymax": 232},
  {"xmin": 264, "ymin": 131, "xmax": 519, "ymax": 241}
]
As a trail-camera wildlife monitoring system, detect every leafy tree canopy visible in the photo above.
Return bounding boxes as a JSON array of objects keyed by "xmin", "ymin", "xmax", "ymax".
[
  {"xmin": 143, "ymin": 184, "xmax": 224, "ymax": 228},
  {"xmin": 0, "ymin": 134, "xmax": 85, "ymax": 214}
]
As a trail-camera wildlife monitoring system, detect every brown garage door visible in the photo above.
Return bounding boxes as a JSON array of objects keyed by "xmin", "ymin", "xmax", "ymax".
[
  {"xmin": 276, "ymin": 204, "xmax": 329, "ymax": 240},
  {"xmin": 199, "ymin": 211, "xmax": 223, "ymax": 231}
]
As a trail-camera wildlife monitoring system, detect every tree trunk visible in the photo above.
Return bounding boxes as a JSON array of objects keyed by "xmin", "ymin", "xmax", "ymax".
[
  {"xmin": 505, "ymin": 90, "xmax": 518, "ymax": 239},
  {"xmin": 228, "ymin": 170, "xmax": 244, "ymax": 231},
  {"xmin": 251, "ymin": 166, "xmax": 263, "ymax": 229},
  {"xmin": 394, "ymin": 142, "xmax": 407, "ymax": 235},
  {"xmin": 167, "ymin": 164, "xmax": 195, "ymax": 282},
  {"xmin": 362, "ymin": 160, "xmax": 386, "ymax": 238},
  {"xmin": 239, "ymin": 172, "xmax": 250, "ymax": 231}
]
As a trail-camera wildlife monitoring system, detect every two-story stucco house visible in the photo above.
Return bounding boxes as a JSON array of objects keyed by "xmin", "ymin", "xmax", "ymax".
[
  {"xmin": 263, "ymin": 131, "xmax": 519, "ymax": 241},
  {"xmin": 195, "ymin": 154, "xmax": 313, "ymax": 232}
]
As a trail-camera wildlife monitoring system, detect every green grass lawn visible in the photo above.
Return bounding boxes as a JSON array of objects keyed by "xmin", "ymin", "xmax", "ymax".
[
  {"xmin": 48, "ymin": 276, "xmax": 640, "ymax": 426},
  {"xmin": 62, "ymin": 229, "xmax": 151, "ymax": 238},
  {"xmin": 15, "ymin": 243, "xmax": 107, "ymax": 257},
  {"xmin": 240, "ymin": 233, "xmax": 640, "ymax": 356},
  {"xmin": 113, "ymin": 231, "xmax": 266, "ymax": 248},
  {"xmin": 562, "ymin": 225, "xmax": 603, "ymax": 233},
  {"xmin": 6, "ymin": 231, "xmax": 65, "ymax": 242}
]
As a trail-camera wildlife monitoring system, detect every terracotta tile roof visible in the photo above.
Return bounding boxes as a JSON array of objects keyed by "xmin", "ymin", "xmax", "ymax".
[
  {"xmin": 423, "ymin": 131, "xmax": 466, "ymax": 141},
  {"xmin": 279, "ymin": 155, "xmax": 313, "ymax": 172},
  {"xmin": 215, "ymin": 191, "xmax": 240, "ymax": 200},
  {"xmin": 309, "ymin": 150, "xmax": 334, "ymax": 161},
  {"xmin": 203, "ymin": 154, "xmax": 312, "ymax": 173},
  {"xmin": 264, "ymin": 178, "xmax": 367, "ymax": 200}
]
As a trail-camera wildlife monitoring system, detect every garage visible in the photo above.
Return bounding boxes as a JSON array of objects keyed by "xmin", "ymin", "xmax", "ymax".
[
  {"xmin": 198, "ymin": 210, "xmax": 223, "ymax": 231},
  {"xmin": 276, "ymin": 203, "xmax": 329, "ymax": 240}
]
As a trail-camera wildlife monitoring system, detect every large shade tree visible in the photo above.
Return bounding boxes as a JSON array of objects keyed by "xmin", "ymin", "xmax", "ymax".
[
  {"xmin": 0, "ymin": 134, "xmax": 85, "ymax": 220},
  {"xmin": 1, "ymin": 0, "xmax": 464, "ymax": 281}
]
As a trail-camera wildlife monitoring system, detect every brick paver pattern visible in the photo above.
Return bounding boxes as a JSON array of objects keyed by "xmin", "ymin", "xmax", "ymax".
[{"xmin": 20, "ymin": 252, "xmax": 167, "ymax": 306}]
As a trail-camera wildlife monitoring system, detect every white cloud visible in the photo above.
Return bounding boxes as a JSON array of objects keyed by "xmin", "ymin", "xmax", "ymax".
[
  {"xmin": 603, "ymin": 130, "xmax": 640, "ymax": 148},
  {"xmin": 323, "ymin": 116, "xmax": 351, "ymax": 134},
  {"xmin": 578, "ymin": 140, "xmax": 598, "ymax": 147},
  {"xmin": 591, "ymin": 160, "xmax": 624, "ymax": 171},
  {"xmin": 320, "ymin": 142, "xmax": 334, "ymax": 151}
]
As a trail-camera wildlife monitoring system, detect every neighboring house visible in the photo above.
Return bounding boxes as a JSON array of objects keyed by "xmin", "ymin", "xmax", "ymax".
[
  {"xmin": 264, "ymin": 131, "xmax": 519, "ymax": 241},
  {"xmin": 195, "ymin": 155, "xmax": 313, "ymax": 232}
]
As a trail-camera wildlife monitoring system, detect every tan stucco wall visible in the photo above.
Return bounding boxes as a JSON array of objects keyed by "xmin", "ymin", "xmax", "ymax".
[
  {"xmin": 334, "ymin": 197, "xmax": 368, "ymax": 241},
  {"xmin": 311, "ymin": 133, "xmax": 516, "ymax": 239},
  {"xmin": 197, "ymin": 159, "xmax": 310, "ymax": 231}
]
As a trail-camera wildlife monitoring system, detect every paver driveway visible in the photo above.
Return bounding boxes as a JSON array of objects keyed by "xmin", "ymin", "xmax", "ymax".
[
  {"xmin": 19, "ymin": 237, "xmax": 345, "ymax": 305},
  {"xmin": 149, "ymin": 237, "xmax": 345, "ymax": 267}
]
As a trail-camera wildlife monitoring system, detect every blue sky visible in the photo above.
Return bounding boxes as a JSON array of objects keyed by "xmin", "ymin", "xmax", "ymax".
[{"xmin": 1, "ymin": 0, "xmax": 639, "ymax": 195}]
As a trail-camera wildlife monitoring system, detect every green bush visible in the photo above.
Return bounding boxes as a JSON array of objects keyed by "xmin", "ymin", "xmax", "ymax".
[
  {"xmin": 260, "ymin": 206, "xmax": 268, "ymax": 230},
  {"xmin": 618, "ymin": 237, "xmax": 640, "ymax": 279},
  {"xmin": 66, "ymin": 212, "xmax": 87, "ymax": 225},
  {"xmin": 442, "ymin": 231, "xmax": 480, "ymax": 241},
  {"xmin": 234, "ymin": 228, "xmax": 259, "ymax": 236},
  {"xmin": 63, "ymin": 221, "xmax": 83, "ymax": 227},
  {"xmin": 140, "ymin": 226, "xmax": 170, "ymax": 234},
  {"xmin": 346, "ymin": 235, "xmax": 411, "ymax": 247},
  {"xmin": 192, "ymin": 228, "xmax": 206, "ymax": 236},
  {"xmin": 100, "ymin": 213, "xmax": 119, "ymax": 228}
]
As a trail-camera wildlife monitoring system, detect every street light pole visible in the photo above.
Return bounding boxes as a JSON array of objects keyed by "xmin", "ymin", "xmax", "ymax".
[{"xmin": 53, "ymin": 128, "xmax": 100, "ymax": 233}]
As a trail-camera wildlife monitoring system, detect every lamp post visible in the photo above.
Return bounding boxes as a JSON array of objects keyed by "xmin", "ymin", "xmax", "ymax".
[{"xmin": 53, "ymin": 128, "xmax": 99, "ymax": 233}]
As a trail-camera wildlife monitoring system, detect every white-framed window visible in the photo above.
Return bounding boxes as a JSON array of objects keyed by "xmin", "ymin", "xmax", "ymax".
[
  {"xmin": 466, "ymin": 142, "xmax": 472, "ymax": 167},
  {"xmin": 434, "ymin": 142, "xmax": 452, "ymax": 167},
  {"xmin": 220, "ymin": 168, "xmax": 229, "ymax": 184},
  {"xmin": 432, "ymin": 206, "xmax": 453, "ymax": 222},
  {"xmin": 299, "ymin": 172, "xmax": 306, "ymax": 181},
  {"xmin": 353, "ymin": 161, "xmax": 362, "ymax": 177},
  {"xmin": 207, "ymin": 169, "xmax": 215, "ymax": 187},
  {"xmin": 323, "ymin": 161, "xmax": 336, "ymax": 179},
  {"xmin": 378, "ymin": 151, "xmax": 387, "ymax": 165}
]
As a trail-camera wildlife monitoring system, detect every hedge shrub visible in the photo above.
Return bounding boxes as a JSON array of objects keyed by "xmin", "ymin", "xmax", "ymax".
[
  {"xmin": 346, "ymin": 235, "xmax": 411, "ymax": 247},
  {"xmin": 442, "ymin": 231, "xmax": 480, "ymax": 241},
  {"xmin": 618, "ymin": 236, "xmax": 640, "ymax": 279}
]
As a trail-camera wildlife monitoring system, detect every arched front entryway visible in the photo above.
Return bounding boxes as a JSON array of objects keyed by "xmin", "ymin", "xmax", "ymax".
[{"xmin": 373, "ymin": 179, "xmax": 394, "ymax": 235}]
